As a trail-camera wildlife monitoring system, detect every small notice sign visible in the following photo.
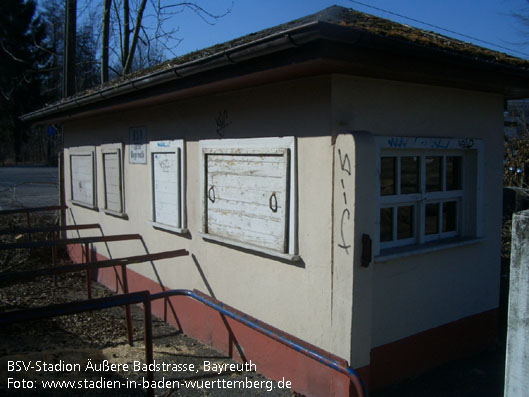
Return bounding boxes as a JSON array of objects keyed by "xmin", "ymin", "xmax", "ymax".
[{"xmin": 129, "ymin": 126, "xmax": 147, "ymax": 164}]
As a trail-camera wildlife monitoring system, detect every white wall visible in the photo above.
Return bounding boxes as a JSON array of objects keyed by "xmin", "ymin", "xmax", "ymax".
[
  {"xmin": 63, "ymin": 76, "xmax": 351, "ymax": 358},
  {"xmin": 62, "ymin": 72, "xmax": 505, "ymax": 367},
  {"xmin": 332, "ymin": 75, "xmax": 504, "ymax": 350}
]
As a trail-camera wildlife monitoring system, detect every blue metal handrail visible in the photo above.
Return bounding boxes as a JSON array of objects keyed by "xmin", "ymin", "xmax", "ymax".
[{"xmin": 151, "ymin": 289, "xmax": 367, "ymax": 397}]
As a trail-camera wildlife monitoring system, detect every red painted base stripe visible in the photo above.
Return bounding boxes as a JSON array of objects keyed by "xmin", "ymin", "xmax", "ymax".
[
  {"xmin": 67, "ymin": 244, "xmax": 497, "ymax": 396},
  {"xmin": 369, "ymin": 309, "xmax": 498, "ymax": 391},
  {"xmin": 67, "ymin": 244, "xmax": 353, "ymax": 397}
]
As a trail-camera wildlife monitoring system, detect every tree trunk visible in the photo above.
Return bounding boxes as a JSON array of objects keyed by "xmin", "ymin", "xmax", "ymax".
[
  {"xmin": 101, "ymin": 0, "xmax": 112, "ymax": 83},
  {"xmin": 122, "ymin": 0, "xmax": 147, "ymax": 75},
  {"xmin": 64, "ymin": 0, "xmax": 77, "ymax": 97},
  {"xmin": 122, "ymin": 0, "xmax": 130, "ymax": 70}
]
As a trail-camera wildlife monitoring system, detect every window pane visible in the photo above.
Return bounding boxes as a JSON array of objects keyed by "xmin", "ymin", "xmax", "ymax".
[
  {"xmin": 400, "ymin": 157, "xmax": 419, "ymax": 194},
  {"xmin": 397, "ymin": 205, "xmax": 414, "ymax": 240},
  {"xmin": 426, "ymin": 156, "xmax": 442, "ymax": 192},
  {"xmin": 380, "ymin": 207, "xmax": 393, "ymax": 242},
  {"xmin": 443, "ymin": 201, "xmax": 457, "ymax": 232},
  {"xmin": 425, "ymin": 203, "xmax": 439, "ymax": 235},
  {"xmin": 380, "ymin": 157, "xmax": 396, "ymax": 196},
  {"xmin": 446, "ymin": 156, "xmax": 462, "ymax": 190}
]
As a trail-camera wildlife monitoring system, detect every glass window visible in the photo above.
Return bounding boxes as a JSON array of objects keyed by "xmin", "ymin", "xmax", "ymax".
[
  {"xmin": 442, "ymin": 201, "xmax": 457, "ymax": 232},
  {"xmin": 426, "ymin": 156, "xmax": 442, "ymax": 192},
  {"xmin": 381, "ymin": 157, "xmax": 396, "ymax": 196},
  {"xmin": 377, "ymin": 139, "xmax": 474, "ymax": 252},
  {"xmin": 400, "ymin": 157, "xmax": 419, "ymax": 194},
  {"xmin": 380, "ymin": 207, "xmax": 393, "ymax": 242},
  {"xmin": 446, "ymin": 156, "xmax": 462, "ymax": 190},
  {"xmin": 397, "ymin": 205, "xmax": 414, "ymax": 240},
  {"xmin": 425, "ymin": 203, "xmax": 439, "ymax": 235}
]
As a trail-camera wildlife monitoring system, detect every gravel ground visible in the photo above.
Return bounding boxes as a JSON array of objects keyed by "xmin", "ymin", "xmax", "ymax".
[{"xmin": 0, "ymin": 214, "xmax": 299, "ymax": 396}]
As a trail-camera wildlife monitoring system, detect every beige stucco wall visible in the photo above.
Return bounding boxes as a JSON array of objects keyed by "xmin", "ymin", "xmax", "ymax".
[
  {"xmin": 62, "ymin": 72, "xmax": 505, "ymax": 368},
  {"xmin": 63, "ymin": 76, "xmax": 352, "ymax": 358},
  {"xmin": 331, "ymin": 75, "xmax": 504, "ymax": 353}
]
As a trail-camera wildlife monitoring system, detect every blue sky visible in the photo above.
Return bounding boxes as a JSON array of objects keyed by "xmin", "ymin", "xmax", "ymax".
[{"xmin": 166, "ymin": 0, "xmax": 529, "ymax": 60}]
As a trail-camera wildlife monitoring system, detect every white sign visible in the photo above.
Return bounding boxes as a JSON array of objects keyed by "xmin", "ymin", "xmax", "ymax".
[{"xmin": 129, "ymin": 126, "xmax": 147, "ymax": 164}]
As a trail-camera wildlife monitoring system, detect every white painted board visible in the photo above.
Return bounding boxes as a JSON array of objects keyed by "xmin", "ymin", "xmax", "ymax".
[
  {"xmin": 205, "ymin": 152, "xmax": 289, "ymax": 252},
  {"xmin": 71, "ymin": 154, "xmax": 94, "ymax": 206},
  {"xmin": 103, "ymin": 151, "xmax": 122, "ymax": 213},
  {"xmin": 152, "ymin": 151, "xmax": 181, "ymax": 228}
]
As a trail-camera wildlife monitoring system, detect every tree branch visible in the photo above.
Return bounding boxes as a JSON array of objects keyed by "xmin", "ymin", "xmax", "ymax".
[{"xmin": 123, "ymin": 0, "xmax": 147, "ymax": 75}]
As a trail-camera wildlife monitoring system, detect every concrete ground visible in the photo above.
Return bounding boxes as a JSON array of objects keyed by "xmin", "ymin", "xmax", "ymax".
[
  {"xmin": 0, "ymin": 166, "xmax": 58, "ymax": 210},
  {"xmin": 372, "ymin": 342, "xmax": 506, "ymax": 397}
]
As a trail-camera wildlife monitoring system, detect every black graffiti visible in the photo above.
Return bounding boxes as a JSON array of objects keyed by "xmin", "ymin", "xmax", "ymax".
[
  {"xmin": 337, "ymin": 148, "xmax": 351, "ymax": 255},
  {"xmin": 215, "ymin": 110, "xmax": 232, "ymax": 137},
  {"xmin": 338, "ymin": 149, "xmax": 351, "ymax": 175},
  {"xmin": 338, "ymin": 208, "xmax": 351, "ymax": 254},
  {"xmin": 458, "ymin": 138, "xmax": 474, "ymax": 149}
]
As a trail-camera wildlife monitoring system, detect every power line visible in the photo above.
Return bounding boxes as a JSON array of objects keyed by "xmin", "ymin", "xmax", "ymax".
[{"xmin": 349, "ymin": 0, "xmax": 529, "ymax": 58}]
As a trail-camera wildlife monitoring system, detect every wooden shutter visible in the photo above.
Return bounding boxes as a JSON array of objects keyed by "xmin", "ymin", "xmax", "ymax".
[
  {"xmin": 103, "ymin": 150, "xmax": 122, "ymax": 213},
  {"xmin": 71, "ymin": 153, "xmax": 94, "ymax": 206},
  {"xmin": 205, "ymin": 150, "xmax": 290, "ymax": 252}
]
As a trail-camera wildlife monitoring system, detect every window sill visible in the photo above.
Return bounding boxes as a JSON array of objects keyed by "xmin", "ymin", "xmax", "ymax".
[
  {"xmin": 70, "ymin": 200, "xmax": 98, "ymax": 211},
  {"xmin": 199, "ymin": 232, "xmax": 301, "ymax": 262},
  {"xmin": 149, "ymin": 221, "xmax": 188, "ymax": 235},
  {"xmin": 375, "ymin": 237, "xmax": 485, "ymax": 263},
  {"xmin": 103, "ymin": 209, "xmax": 128, "ymax": 219}
]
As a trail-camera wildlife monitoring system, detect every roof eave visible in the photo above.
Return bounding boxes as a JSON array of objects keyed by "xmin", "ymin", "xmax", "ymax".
[{"xmin": 22, "ymin": 20, "xmax": 529, "ymax": 123}]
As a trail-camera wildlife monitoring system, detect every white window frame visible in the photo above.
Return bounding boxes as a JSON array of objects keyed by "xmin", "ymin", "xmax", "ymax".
[
  {"xmin": 375, "ymin": 136, "xmax": 484, "ymax": 258},
  {"xmin": 69, "ymin": 146, "xmax": 97, "ymax": 210},
  {"xmin": 199, "ymin": 137, "xmax": 299, "ymax": 261},
  {"xmin": 149, "ymin": 139, "xmax": 187, "ymax": 233},
  {"xmin": 101, "ymin": 143, "xmax": 126, "ymax": 218}
]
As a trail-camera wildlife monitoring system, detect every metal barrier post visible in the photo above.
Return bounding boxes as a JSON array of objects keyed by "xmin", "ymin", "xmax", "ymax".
[
  {"xmin": 122, "ymin": 264, "xmax": 134, "ymax": 346},
  {"xmin": 84, "ymin": 242, "xmax": 92, "ymax": 299}
]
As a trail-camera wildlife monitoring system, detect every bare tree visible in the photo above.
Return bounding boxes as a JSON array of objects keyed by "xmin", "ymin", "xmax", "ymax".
[
  {"xmin": 101, "ymin": 0, "xmax": 111, "ymax": 82},
  {"xmin": 100, "ymin": 0, "xmax": 233, "ymax": 83}
]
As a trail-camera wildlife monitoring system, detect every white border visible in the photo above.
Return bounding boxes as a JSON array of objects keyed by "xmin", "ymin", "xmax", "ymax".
[
  {"xmin": 199, "ymin": 136, "xmax": 298, "ymax": 260},
  {"xmin": 69, "ymin": 145, "xmax": 97, "ymax": 210},
  {"xmin": 149, "ymin": 139, "xmax": 187, "ymax": 233},
  {"xmin": 374, "ymin": 136, "xmax": 484, "ymax": 258},
  {"xmin": 101, "ymin": 143, "xmax": 126, "ymax": 218}
]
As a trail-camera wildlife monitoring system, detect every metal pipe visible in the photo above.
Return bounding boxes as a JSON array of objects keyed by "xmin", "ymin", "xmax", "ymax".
[
  {"xmin": 84, "ymin": 242, "xmax": 92, "ymax": 299},
  {"xmin": 52, "ymin": 230, "xmax": 58, "ymax": 287},
  {"xmin": 0, "ymin": 233, "xmax": 142, "ymax": 250},
  {"xmin": 0, "ymin": 223, "xmax": 100, "ymax": 236},
  {"xmin": 0, "ymin": 250, "xmax": 189, "ymax": 284},
  {"xmin": 0, "ymin": 205, "xmax": 67, "ymax": 216},
  {"xmin": 121, "ymin": 263, "xmax": 134, "ymax": 346},
  {"xmin": 0, "ymin": 290, "xmax": 155, "ymax": 397},
  {"xmin": 143, "ymin": 298, "xmax": 154, "ymax": 389},
  {"xmin": 150, "ymin": 289, "xmax": 367, "ymax": 397}
]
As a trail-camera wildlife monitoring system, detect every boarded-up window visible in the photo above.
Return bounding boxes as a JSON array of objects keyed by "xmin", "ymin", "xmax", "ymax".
[
  {"xmin": 102, "ymin": 143, "xmax": 125, "ymax": 215},
  {"xmin": 69, "ymin": 146, "xmax": 96, "ymax": 208},
  {"xmin": 200, "ymin": 137, "xmax": 297, "ymax": 258},
  {"xmin": 149, "ymin": 140, "xmax": 186, "ymax": 232}
]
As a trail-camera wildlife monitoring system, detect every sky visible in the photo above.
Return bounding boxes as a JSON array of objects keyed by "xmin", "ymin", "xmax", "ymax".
[{"xmin": 160, "ymin": 0, "xmax": 529, "ymax": 60}]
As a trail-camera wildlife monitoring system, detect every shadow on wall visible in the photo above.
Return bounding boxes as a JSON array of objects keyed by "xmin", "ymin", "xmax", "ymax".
[
  {"xmin": 65, "ymin": 211, "xmax": 249, "ymax": 363},
  {"xmin": 191, "ymin": 254, "xmax": 247, "ymax": 361}
]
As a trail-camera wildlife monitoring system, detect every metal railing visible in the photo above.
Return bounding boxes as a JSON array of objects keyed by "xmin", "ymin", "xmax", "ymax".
[
  {"xmin": 0, "ymin": 290, "xmax": 155, "ymax": 397},
  {"xmin": 151, "ymin": 289, "xmax": 367, "ymax": 397},
  {"xmin": 0, "ymin": 249, "xmax": 189, "ymax": 346}
]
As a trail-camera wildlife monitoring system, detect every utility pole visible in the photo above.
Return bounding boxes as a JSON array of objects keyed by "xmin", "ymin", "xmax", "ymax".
[
  {"xmin": 64, "ymin": 0, "xmax": 77, "ymax": 98},
  {"xmin": 61, "ymin": 0, "xmax": 76, "ymax": 235}
]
